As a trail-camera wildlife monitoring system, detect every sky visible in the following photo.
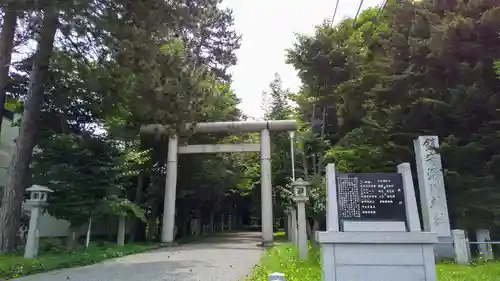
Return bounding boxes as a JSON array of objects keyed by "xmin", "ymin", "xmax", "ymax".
[{"xmin": 222, "ymin": 0, "xmax": 384, "ymax": 120}]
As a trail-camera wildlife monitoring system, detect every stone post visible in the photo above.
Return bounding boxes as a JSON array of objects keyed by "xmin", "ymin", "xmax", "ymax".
[
  {"xmin": 117, "ymin": 216, "xmax": 126, "ymax": 246},
  {"xmin": 228, "ymin": 213, "xmax": 232, "ymax": 231},
  {"xmin": 269, "ymin": 272, "xmax": 286, "ymax": 281},
  {"xmin": 24, "ymin": 185, "xmax": 53, "ymax": 259},
  {"xmin": 290, "ymin": 207, "xmax": 298, "ymax": 244},
  {"xmin": 397, "ymin": 163, "xmax": 421, "ymax": 232},
  {"xmin": 325, "ymin": 164, "xmax": 339, "ymax": 231},
  {"xmin": 322, "ymin": 164, "xmax": 339, "ymax": 281},
  {"xmin": 220, "ymin": 214, "xmax": 225, "ymax": 232},
  {"xmin": 466, "ymin": 237, "xmax": 472, "ymax": 261},
  {"xmin": 476, "ymin": 228, "xmax": 494, "ymax": 260},
  {"xmin": 451, "ymin": 229, "xmax": 469, "ymax": 264},
  {"xmin": 296, "ymin": 200, "xmax": 308, "ymax": 259},
  {"xmin": 25, "ymin": 206, "xmax": 41, "ymax": 258},
  {"xmin": 260, "ymin": 128, "xmax": 273, "ymax": 246},
  {"xmin": 161, "ymin": 135, "xmax": 178, "ymax": 244},
  {"xmin": 209, "ymin": 212, "xmax": 215, "ymax": 233},
  {"xmin": 292, "ymin": 179, "xmax": 310, "ymax": 260},
  {"xmin": 284, "ymin": 209, "xmax": 290, "ymax": 240},
  {"xmin": 414, "ymin": 136, "xmax": 453, "ymax": 257}
]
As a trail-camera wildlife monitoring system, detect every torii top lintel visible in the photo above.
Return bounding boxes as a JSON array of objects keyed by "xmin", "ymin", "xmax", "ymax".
[{"xmin": 141, "ymin": 120, "xmax": 298, "ymax": 134}]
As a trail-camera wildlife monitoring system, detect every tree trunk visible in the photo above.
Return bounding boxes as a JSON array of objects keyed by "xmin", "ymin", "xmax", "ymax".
[
  {"xmin": 0, "ymin": 7, "xmax": 18, "ymax": 136},
  {"xmin": 311, "ymin": 219, "xmax": 320, "ymax": 245},
  {"xmin": 284, "ymin": 213, "xmax": 289, "ymax": 238},
  {"xmin": 0, "ymin": 7, "xmax": 58, "ymax": 253},
  {"xmin": 312, "ymin": 154, "xmax": 317, "ymax": 175},
  {"xmin": 66, "ymin": 225, "xmax": 80, "ymax": 250},
  {"xmin": 209, "ymin": 212, "xmax": 215, "ymax": 233},
  {"xmin": 134, "ymin": 221, "xmax": 147, "ymax": 242},
  {"xmin": 302, "ymin": 151, "xmax": 309, "ymax": 181},
  {"xmin": 305, "ymin": 219, "xmax": 319, "ymax": 245},
  {"xmin": 146, "ymin": 215, "xmax": 157, "ymax": 241},
  {"xmin": 147, "ymin": 203, "xmax": 159, "ymax": 241},
  {"xmin": 85, "ymin": 216, "xmax": 92, "ymax": 248},
  {"xmin": 178, "ymin": 205, "xmax": 190, "ymax": 238},
  {"xmin": 129, "ymin": 173, "xmax": 144, "ymax": 242}
]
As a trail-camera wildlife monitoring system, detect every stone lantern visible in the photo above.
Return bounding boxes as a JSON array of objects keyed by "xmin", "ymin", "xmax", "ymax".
[
  {"xmin": 24, "ymin": 185, "xmax": 53, "ymax": 259},
  {"xmin": 291, "ymin": 178, "xmax": 310, "ymax": 201},
  {"xmin": 291, "ymin": 178, "xmax": 310, "ymax": 260},
  {"xmin": 26, "ymin": 185, "xmax": 52, "ymax": 204}
]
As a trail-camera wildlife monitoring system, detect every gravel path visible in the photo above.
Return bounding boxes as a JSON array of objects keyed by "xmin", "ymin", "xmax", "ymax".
[{"xmin": 13, "ymin": 232, "xmax": 263, "ymax": 281}]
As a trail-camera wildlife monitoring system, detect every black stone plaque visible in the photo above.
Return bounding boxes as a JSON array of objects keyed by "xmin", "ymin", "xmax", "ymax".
[{"xmin": 336, "ymin": 173, "xmax": 406, "ymax": 222}]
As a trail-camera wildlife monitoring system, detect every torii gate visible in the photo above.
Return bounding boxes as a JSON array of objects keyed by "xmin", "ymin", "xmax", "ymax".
[{"xmin": 141, "ymin": 120, "xmax": 298, "ymax": 245}]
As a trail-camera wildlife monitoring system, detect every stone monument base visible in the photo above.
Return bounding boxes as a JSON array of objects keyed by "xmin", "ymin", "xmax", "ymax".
[{"xmin": 317, "ymin": 231, "xmax": 438, "ymax": 281}]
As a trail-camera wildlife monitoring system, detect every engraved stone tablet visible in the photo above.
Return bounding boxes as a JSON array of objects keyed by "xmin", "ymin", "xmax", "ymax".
[{"xmin": 336, "ymin": 173, "xmax": 406, "ymax": 222}]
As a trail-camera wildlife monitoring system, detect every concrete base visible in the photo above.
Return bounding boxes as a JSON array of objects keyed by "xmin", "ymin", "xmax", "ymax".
[
  {"xmin": 160, "ymin": 242, "xmax": 178, "ymax": 247},
  {"xmin": 258, "ymin": 241, "xmax": 275, "ymax": 248},
  {"xmin": 317, "ymin": 231, "xmax": 438, "ymax": 281},
  {"xmin": 435, "ymin": 236, "xmax": 454, "ymax": 259}
]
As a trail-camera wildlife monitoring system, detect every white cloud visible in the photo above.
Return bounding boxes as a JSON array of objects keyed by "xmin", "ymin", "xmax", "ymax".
[{"xmin": 223, "ymin": 0, "xmax": 384, "ymax": 119}]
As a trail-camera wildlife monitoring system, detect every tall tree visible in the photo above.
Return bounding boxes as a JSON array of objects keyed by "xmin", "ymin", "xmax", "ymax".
[
  {"xmin": 287, "ymin": 0, "xmax": 500, "ymax": 230},
  {"xmin": 0, "ymin": 7, "xmax": 18, "ymax": 135},
  {"xmin": 32, "ymin": 133, "xmax": 145, "ymax": 248},
  {"xmin": 0, "ymin": 5, "xmax": 58, "ymax": 252},
  {"xmin": 0, "ymin": 0, "xmax": 243, "ymax": 250}
]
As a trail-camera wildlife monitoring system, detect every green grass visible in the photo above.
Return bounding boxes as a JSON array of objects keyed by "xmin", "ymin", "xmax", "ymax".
[
  {"xmin": 249, "ymin": 243, "xmax": 322, "ymax": 281},
  {"xmin": 0, "ymin": 242, "xmax": 160, "ymax": 280},
  {"xmin": 249, "ymin": 243, "xmax": 500, "ymax": 281},
  {"xmin": 274, "ymin": 231, "xmax": 286, "ymax": 240},
  {"xmin": 437, "ymin": 262, "xmax": 500, "ymax": 280}
]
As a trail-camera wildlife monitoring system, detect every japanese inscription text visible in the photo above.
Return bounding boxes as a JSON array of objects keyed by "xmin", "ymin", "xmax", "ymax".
[{"xmin": 336, "ymin": 173, "xmax": 406, "ymax": 222}]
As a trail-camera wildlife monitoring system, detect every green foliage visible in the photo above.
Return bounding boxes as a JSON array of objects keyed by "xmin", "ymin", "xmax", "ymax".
[
  {"xmin": 0, "ymin": 0, "xmax": 248, "ymax": 247},
  {"xmin": 248, "ymin": 244, "xmax": 500, "ymax": 281},
  {"xmin": 287, "ymin": 0, "xmax": 500, "ymax": 228},
  {"xmin": 494, "ymin": 60, "xmax": 500, "ymax": 78},
  {"xmin": 0, "ymin": 242, "xmax": 159, "ymax": 279},
  {"xmin": 31, "ymin": 134, "xmax": 144, "ymax": 226},
  {"xmin": 260, "ymin": 74, "xmax": 296, "ymax": 214},
  {"xmin": 248, "ymin": 244, "xmax": 321, "ymax": 281}
]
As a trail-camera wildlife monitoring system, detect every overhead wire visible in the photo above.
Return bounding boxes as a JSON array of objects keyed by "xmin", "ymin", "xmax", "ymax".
[
  {"xmin": 366, "ymin": 0, "xmax": 389, "ymax": 44},
  {"xmin": 331, "ymin": 0, "xmax": 341, "ymax": 25},
  {"xmin": 352, "ymin": 0, "xmax": 365, "ymax": 27},
  {"xmin": 375, "ymin": 0, "xmax": 389, "ymax": 22},
  {"xmin": 320, "ymin": 0, "xmax": 389, "ymax": 135},
  {"xmin": 312, "ymin": 0, "xmax": 390, "ymax": 177}
]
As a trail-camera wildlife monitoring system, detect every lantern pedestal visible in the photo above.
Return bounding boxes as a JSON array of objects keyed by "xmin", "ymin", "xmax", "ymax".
[
  {"xmin": 291, "ymin": 178, "xmax": 310, "ymax": 260},
  {"xmin": 295, "ymin": 198, "xmax": 308, "ymax": 260},
  {"xmin": 290, "ymin": 207, "xmax": 298, "ymax": 245}
]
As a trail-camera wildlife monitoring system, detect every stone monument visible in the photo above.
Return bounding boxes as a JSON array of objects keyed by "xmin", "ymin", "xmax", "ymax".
[
  {"xmin": 317, "ymin": 163, "xmax": 437, "ymax": 281},
  {"xmin": 476, "ymin": 228, "xmax": 494, "ymax": 260},
  {"xmin": 451, "ymin": 229, "xmax": 470, "ymax": 264},
  {"xmin": 414, "ymin": 136, "xmax": 453, "ymax": 258}
]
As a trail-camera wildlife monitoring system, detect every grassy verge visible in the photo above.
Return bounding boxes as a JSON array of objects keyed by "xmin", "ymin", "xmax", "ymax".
[
  {"xmin": 437, "ymin": 262, "xmax": 500, "ymax": 280},
  {"xmin": 249, "ymin": 243, "xmax": 322, "ymax": 281},
  {"xmin": 249, "ymin": 243, "xmax": 500, "ymax": 281},
  {"xmin": 0, "ymin": 243, "xmax": 160, "ymax": 280}
]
